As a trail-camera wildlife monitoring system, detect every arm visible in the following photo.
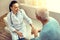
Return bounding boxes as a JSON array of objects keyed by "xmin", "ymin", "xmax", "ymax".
[
  {"xmin": 21, "ymin": 9, "xmax": 32, "ymax": 24},
  {"xmin": 21, "ymin": 9, "xmax": 39, "ymax": 37},
  {"xmin": 30, "ymin": 24, "xmax": 38, "ymax": 37},
  {"xmin": 20, "ymin": 9, "xmax": 34, "ymax": 27}
]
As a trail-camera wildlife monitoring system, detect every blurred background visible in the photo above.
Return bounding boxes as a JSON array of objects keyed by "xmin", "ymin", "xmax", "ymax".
[
  {"xmin": 0, "ymin": 0, "xmax": 60, "ymax": 40},
  {"xmin": 0, "ymin": 0, "xmax": 60, "ymax": 20}
]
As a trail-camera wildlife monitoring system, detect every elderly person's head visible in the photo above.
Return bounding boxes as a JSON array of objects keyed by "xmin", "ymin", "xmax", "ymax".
[{"xmin": 36, "ymin": 8, "xmax": 49, "ymax": 25}]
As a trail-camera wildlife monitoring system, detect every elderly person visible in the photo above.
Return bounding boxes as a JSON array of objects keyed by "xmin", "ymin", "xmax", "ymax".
[
  {"xmin": 31, "ymin": 8, "xmax": 60, "ymax": 40},
  {"xmin": 6, "ymin": 1, "xmax": 36, "ymax": 40}
]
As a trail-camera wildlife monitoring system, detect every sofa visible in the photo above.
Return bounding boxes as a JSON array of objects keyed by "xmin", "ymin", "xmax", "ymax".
[{"xmin": 4, "ymin": 3, "xmax": 42, "ymax": 40}]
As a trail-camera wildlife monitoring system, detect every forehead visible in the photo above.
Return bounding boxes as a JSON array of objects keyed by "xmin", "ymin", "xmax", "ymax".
[{"xmin": 12, "ymin": 3, "xmax": 19, "ymax": 7}]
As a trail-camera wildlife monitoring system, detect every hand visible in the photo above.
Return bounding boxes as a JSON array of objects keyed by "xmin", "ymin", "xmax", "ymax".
[
  {"xmin": 38, "ymin": 29, "xmax": 41, "ymax": 32},
  {"xmin": 33, "ymin": 30, "xmax": 38, "ymax": 37},
  {"xmin": 31, "ymin": 29, "xmax": 40, "ymax": 37},
  {"xmin": 31, "ymin": 28, "xmax": 36, "ymax": 34},
  {"xmin": 14, "ymin": 30, "xmax": 23, "ymax": 38},
  {"xmin": 31, "ymin": 28, "xmax": 40, "ymax": 34},
  {"xmin": 17, "ymin": 31, "xmax": 23, "ymax": 37},
  {"xmin": 31, "ymin": 28, "xmax": 38, "ymax": 37}
]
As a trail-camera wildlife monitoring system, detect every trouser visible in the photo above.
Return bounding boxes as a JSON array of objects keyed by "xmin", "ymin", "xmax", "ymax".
[{"xmin": 18, "ymin": 37, "xmax": 26, "ymax": 40}]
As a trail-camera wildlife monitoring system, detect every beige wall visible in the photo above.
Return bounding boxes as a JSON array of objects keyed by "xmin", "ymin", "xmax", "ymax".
[
  {"xmin": 0, "ymin": 0, "xmax": 12, "ymax": 17},
  {"xmin": 19, "ymin": 0, "xmax": 46, "ymax": 8},
  {"xmin": 49, "ymin": 11, "xmax": 60, "ymax": 24},
  {"xmin": 17, "ymin": 0, "xmax": 25, "ymax": 3}
]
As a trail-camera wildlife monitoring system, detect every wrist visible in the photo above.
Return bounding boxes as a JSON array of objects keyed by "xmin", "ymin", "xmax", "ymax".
[
  {"xmin": 14, "ymin": 30, "xmax": 18, "ymax": 33},
  {"xmin": 30, "ymin": 24, "xmax": 35, "ymax": 29}
]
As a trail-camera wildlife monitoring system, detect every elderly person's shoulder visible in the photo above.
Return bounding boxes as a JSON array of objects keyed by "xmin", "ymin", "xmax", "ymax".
[{"xmin": 49, "ymin": 17, "xmax": 59, "ymax": 23}]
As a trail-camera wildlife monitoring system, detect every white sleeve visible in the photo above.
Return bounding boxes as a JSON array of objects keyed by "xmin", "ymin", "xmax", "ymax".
[
  {"xmin": 21, "ymin": 9, "xmax": 32, "ymax": 24},
  {"xmin": 7, "ymin": 13, "xmax": 16, "ymax": 32}
]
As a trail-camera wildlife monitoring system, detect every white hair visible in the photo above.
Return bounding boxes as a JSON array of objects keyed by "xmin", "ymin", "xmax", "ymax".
[{"xmin": 36, "ymin": 8, "xmax": 49, "ymax": 20}]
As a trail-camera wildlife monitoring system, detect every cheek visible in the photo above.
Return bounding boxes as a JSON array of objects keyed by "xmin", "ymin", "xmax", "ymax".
[
  {"xmin": 11, "ymin": 7, "xmax": 15, "ymax": 10},
  {"xmin": 15, "ymin": 8, "xmax": 18, "ymax": 11}
]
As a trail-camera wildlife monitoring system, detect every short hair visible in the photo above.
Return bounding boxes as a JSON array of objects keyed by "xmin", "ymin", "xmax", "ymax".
[{"xmin": 36, "ymin": 8, "xmax": 49, "ymax": 20}]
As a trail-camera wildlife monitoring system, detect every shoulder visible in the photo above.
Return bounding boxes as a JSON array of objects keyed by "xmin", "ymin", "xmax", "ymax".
[
  {"xmin": 49, "ymin": 17, "xmax": 58, "ymax": 22},
  {"xmin": 49, "ymin": 17, "xmax": 59, "ymax": 25},
  {"xmin": 6, "ymin": 12, "xmax": 11, "ymax": 18},
  {"xmin": 19, "ymin": 9, "xmax": 26, "ymax": 15},
  {"xmin": 20, "ymin": 9, "xmax": 25, "ymax": 13}
]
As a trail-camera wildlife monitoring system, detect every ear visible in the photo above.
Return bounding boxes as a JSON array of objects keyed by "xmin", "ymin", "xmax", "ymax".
[
  {"xmin": 10, "ymin": 7, "xmax": 13, "ymax": 10},
  {"xmin": 35, "ymin": 13, "xmax": 41, "ymax": 20}
]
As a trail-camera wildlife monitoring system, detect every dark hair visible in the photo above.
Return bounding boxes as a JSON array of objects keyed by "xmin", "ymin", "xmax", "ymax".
[{"xmin": 9, "ymin": 1, "xmax": 18, "ymax": 12}]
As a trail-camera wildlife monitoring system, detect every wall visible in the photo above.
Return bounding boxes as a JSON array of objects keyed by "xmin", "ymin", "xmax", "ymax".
[
  {"xmin": 46, "ymin": 0, "xmax": 60, "ymax": 13},
  {"xmin": 0, "ymin": 0, "xmax": 12, "ymax": 17},
  {"xmin": 49, "ymin": 11, "xmax": 60, "ymax": 24}
]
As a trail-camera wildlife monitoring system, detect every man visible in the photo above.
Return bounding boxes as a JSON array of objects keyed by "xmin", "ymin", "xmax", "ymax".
[{"xmin": 31, "ymin": 8, "xmax": 60, "ymax": 40}]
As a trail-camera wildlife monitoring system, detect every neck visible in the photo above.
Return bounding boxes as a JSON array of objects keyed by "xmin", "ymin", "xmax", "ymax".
[
  {"xmin": 38, "ymin": 17, "xmax": 49, "ymax": 25},
  {"xmin": 42, "ymin": 19, "xmax": 49, "ymax": 25},
  {"xmin": 13, "ymin": 11, "xmax": 17, "ymax": 15}
]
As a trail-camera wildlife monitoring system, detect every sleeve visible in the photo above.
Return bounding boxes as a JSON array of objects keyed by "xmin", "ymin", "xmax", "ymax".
[
  {"xmin": 40, "ymin": 32, "xmax": 49, "ymax": 40},
  {"xmin": 7, "ymin": 13, "xmax": 16, "ymax": 32},
  {"xmin": 21, "ymin": 9, "xmax": 32, "ymax": 24}
]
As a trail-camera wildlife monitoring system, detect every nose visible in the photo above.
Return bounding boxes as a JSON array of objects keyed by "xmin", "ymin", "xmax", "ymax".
[
  {"xmin": 16, "ymin": 8, "xmax": 19, "ymax": 11},
  {"xmin": 17, "ymin": 8, "xmax": 19, "ymax": 10}
]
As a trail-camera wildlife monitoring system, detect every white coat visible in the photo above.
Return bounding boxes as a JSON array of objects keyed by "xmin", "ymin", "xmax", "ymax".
[{"xmin": 7, "ymin": 9, "xmax": 32, "ymax": 40}]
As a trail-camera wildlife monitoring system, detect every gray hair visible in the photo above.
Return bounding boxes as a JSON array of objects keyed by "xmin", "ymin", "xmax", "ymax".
[{"xmin": 36, "ymin": 8, "xmax": 49, "ymax": 20}]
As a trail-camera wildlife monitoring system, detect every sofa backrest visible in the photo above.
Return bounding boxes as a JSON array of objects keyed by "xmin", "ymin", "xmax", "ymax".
[{"xmin": 20, "ymin": 3, "xmax": 38, "ymax": 19}]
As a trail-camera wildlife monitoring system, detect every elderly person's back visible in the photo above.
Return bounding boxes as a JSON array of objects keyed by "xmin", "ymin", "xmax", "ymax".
[{"xmin": 31, "ymin": 8, "xmax": 60, "ymax": 40}]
